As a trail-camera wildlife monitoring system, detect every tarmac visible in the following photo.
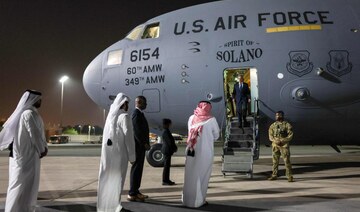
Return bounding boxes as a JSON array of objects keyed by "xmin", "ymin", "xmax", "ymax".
[{"xmin": 0, "ymin": 144, "xmax": 359, "ymax": 212}]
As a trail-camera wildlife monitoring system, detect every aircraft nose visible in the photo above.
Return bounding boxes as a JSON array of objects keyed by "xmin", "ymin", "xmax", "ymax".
[{"xmin": 83, "ymin": 52, "xmax": 103, "ymax": 105}]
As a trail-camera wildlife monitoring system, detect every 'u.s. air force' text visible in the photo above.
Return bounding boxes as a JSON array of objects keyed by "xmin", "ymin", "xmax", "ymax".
[{"xmin": 174, "ymin": 11, "xmax": 333, "ymax": 35}]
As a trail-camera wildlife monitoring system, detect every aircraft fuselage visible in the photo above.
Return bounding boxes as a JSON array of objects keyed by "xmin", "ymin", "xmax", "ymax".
[{"xmin": 83, "ymin": 0, "xmax": 360, "ymax": 145}]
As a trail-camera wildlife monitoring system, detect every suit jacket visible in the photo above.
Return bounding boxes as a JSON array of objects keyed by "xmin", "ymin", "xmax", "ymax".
[
  {"xmin": 132, "ymin": 108, "xmax": 150, "ymax": 150},
  {"xmin": 161, "ymin": 128, "xmax": 177, "ymax": 156},
  {"xmin": 232, "ymin": 82, "xmax": 250, "ymax": 106}
]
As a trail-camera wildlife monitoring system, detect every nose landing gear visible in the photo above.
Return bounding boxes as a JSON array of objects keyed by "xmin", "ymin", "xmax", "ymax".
[{"xmin": 145, "ymin": 143, "xmax": 165, "ymax": 167}]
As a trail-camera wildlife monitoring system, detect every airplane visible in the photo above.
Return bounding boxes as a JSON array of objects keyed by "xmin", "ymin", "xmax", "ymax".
[{"xmin": 83, "ymin": 0, "xmax": 360, "ymax": 165}]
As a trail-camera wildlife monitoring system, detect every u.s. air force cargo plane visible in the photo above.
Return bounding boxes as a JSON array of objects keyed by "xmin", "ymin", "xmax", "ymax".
[{"xmin": 83, "ymin": 0, "xmax": 360, "ymax": 157}]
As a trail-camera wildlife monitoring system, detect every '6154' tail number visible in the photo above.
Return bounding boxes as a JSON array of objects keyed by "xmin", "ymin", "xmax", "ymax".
[{"xmin": 130, "ymin": 47, "xmax": 159, "ymax": 62}]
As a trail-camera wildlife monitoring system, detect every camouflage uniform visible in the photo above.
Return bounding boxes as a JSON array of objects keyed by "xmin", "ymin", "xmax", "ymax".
[{"xmin": 268, "ymin": 120, "xmax": 294, "ymax": 181}]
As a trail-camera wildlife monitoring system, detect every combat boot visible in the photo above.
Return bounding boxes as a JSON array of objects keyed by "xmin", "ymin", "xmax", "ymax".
[
  {"xmin": 268, "ymin": 175, "xmax": 277, "ymax": 181},
  {"xmin": 288, "ymin": 176, "xmax": 294, "ymax": 182}
]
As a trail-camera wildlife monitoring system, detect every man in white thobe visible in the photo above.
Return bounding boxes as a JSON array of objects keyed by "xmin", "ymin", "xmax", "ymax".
[
  {"xmin": 0, "ymin": 90, "xmax": 48, "ymax": 212},
  {"xmin": 97, "ymin": 93, "xmax": 135, "ymax": 212},
  {"xmin": 182, "ymin": 101, "xmax": 220, "ymax": 208}
]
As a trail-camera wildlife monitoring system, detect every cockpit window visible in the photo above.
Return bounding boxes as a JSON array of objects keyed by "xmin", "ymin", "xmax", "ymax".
[
  {"xmin": 107, "ymin": 49, "xmax": 123, "ymax": 66},
  {"xmin": 126, "ymin": 26, "xmax": 143, "ymax": 40},
  {"xmin": 141, "ymin": 23, "xmax": 160, "ymax": 39}
]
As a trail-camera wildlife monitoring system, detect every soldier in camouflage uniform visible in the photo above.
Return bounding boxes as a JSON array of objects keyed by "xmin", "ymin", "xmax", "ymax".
[{"xmin": 268, "ymin": 111, "xmax": 294, "ymax": 182}]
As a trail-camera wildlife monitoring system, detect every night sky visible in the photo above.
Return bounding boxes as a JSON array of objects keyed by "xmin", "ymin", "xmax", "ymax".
[{"xmin": 0, "ymin": 0, "xmax": 215, "ymax": 128}]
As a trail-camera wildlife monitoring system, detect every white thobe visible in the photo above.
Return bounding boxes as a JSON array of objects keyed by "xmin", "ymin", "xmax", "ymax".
[
  {"xmin": 5, "ymin": 108, "xmax": 47, "ymax": 212},
  {"xmin": 182, "ymin": 115, "xmax": 220, "ymax": 208},
  {"xmin": 97, "ymin": 113, "xmax": 136, "ymax": 212}
]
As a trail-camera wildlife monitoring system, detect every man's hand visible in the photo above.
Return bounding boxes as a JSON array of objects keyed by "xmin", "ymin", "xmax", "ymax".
[
  {"xmin": 275, "ymin": 139, "xmax": 281, "ymax": 145},
  {"xmin": 276, "ymin": 139, "xmax": 285, "ymax": 146},
  {"xmin": 144, "ymin": 143, "xmax": 151, "ymax": 151},
  {"xmin": 40, "ymin": 147, "xmax": 48, "ymax": 158},
  {"xmin": 130, "ymin": 160, "xmax": 135, "ymax": 165}
]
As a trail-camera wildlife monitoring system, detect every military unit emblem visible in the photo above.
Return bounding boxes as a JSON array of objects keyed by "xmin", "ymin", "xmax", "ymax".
[
  {"xmin": 286, "ymin": 51, "xmax": 313, "ymax": 77},
  {"xmin": 326, "ymin": 50, "xmax": 352, "ymax": 77},
  {"xmin": 286, "ymin": 50, "xmax": 352, "ymax": 77}
]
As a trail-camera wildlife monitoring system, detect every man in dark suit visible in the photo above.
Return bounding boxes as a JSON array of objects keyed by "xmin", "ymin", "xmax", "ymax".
[
  {"xmin": 161, "ymin": 119, "xmax": 177, "ymax": 185},
  {"xmin": 232, "ymin": 75, "xmax": 251, "ymax": 127},
  {"xmin": 127, "ymin": 96, "xmax": 150, "ymax": 202}
]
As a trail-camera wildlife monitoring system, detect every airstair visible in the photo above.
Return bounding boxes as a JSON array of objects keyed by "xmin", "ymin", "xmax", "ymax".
[{"xmin": 222, "ymin": 100, "xmax": 260, "ymax": 178}]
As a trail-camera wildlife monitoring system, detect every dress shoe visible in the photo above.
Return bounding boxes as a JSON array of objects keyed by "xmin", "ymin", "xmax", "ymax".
[
  {"xmin": 120, "ymin": 208, "xmax": 132, "ymax": 212},
  {"xmin": 127, "ymin": 194, "xmax": 144, "ymax": 202},
  {"xmin": 288, "ymin": 176, "xmax": 294, "ymax": 182},
  {"xmin": 137, "ymin": 193, "xmax": 148, "ymax": 199},
  {"xmin": 162, "ymin": 181, "xmax": 176, "ymax": 185}
]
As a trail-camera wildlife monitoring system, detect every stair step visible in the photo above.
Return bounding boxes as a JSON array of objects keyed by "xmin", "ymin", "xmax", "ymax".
[
  {"xmin": 229, "ymin": 134, "xmax": 253, "ymax": 140},
  {"xmin": 223, "ymin": 115, "xmax": 257, "ymax": 177},
  {"xmin": 230, "ymin": 122, "xmax": 254, "ymax": 128},
  {"xmin": 223, "ymin": 147, "xmax": 253, "ymax": 154},
  {"xmin": 246, "ymin": 116, "xmax": 254, "ymax": 121},
  {"xmin": 223, "ymin": 154, "xmax": 253, "ymax": 163},
  {"xmin": 230, "ymin": 128, "xmax": 253, "ymax": 135},
  {"xmin": 230, "ymin": 116, "xmax": 254, "ymax": 122},
  {"xmin": 231, "ymin": 116, "xmax": 254, "ymax": 121},
  {"xmin": 227, "ymin": 140, "xmax": 254, "ymax": 144},
  {"xmin": 227, "ymin": 141, "xmax": 254, "ymax": 148}
]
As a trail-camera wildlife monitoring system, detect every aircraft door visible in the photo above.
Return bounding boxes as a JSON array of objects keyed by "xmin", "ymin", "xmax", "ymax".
[
  {"xmin": 224, "ymin": 68, "xmax": 258, "ymax": 118},
  {"xmin": 101, "ymin": 67, "xmax": 120, "ymax": 108},
  {"xmin": 100, "ymin": 48, "xmax": 125, "ymax": 109},
  {"xmin": 250, "ymin": 68, "xmax": 259, "ymax": 113}
]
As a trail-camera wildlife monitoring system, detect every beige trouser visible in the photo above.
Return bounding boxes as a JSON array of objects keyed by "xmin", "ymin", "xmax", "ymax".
[{"xmin": 271, "ymin": 145, "xmax": 293, "ymax": 178}]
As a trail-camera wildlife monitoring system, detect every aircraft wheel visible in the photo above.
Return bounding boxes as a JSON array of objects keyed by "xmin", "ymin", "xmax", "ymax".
[{"xmin": 146, "ymin": 143, "xmax": 165, "ymax": 167}]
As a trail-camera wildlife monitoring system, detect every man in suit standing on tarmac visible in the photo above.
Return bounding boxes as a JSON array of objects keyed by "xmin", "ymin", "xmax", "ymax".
[
  {"xmin": 161, "ymin": 118, "xmax": 177, "ymax": 185},
  {"xmin": 232, "ymin": 75, "xmax": 251, "ymax": 127},
  {"xmin": 127, "ymin": 96, "xmax": 151, "ymax": 202}
]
